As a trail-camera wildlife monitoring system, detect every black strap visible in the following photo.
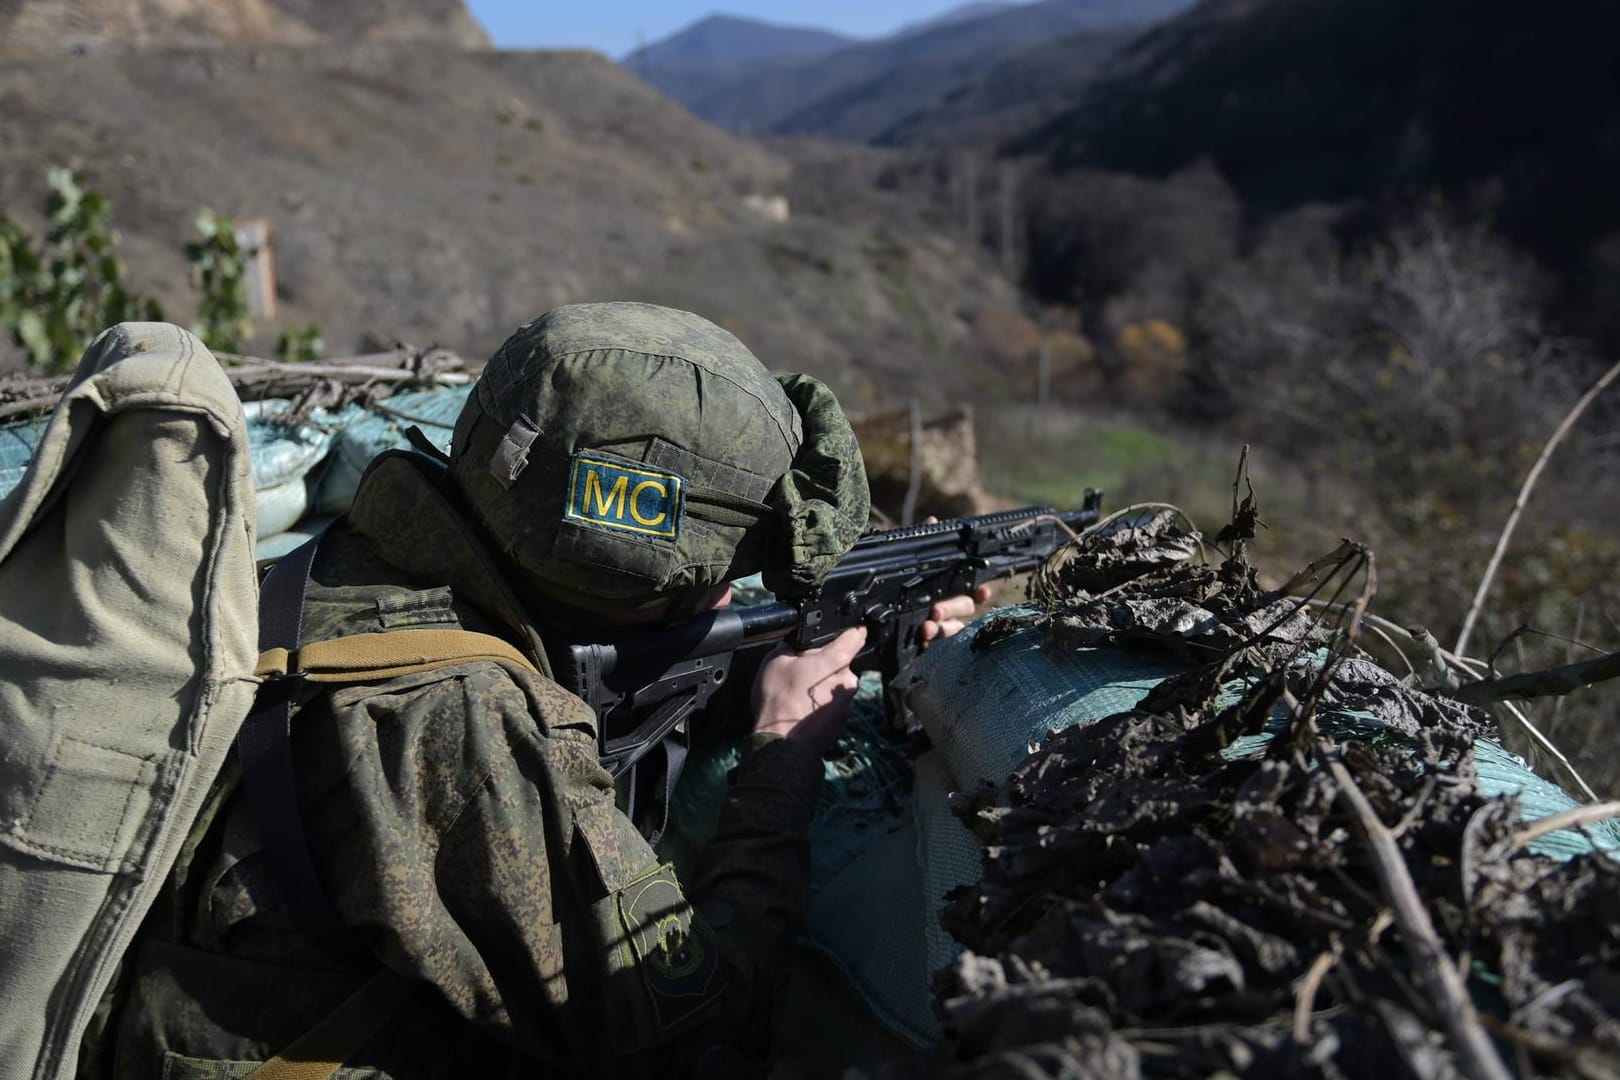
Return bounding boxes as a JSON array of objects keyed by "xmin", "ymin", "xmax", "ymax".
[
  {"xmin": 625, "ymin": 727, "xmax": 689, "ymax": 847},
  {"xmin": 236, "ymin": 528, "xmax": 360, "ymax": 956},
  {"xmin": 685, "ymin": 486, "xmax": 771, "ymax": 529}
]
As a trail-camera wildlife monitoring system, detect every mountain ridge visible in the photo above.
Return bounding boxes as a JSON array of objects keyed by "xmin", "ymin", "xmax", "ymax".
[
  {"xmin": 623, "ymin": 14, "xmax": 854, "ymax": 113},
  {"xmin": 662, "ymin": 0, "xmax": 1196, "ymax": 141}
]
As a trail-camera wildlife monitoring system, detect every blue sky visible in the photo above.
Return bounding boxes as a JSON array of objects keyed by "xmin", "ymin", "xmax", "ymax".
[{"xmin": 464, "ymin": 1, "xmax": 958, "ymax": 58}]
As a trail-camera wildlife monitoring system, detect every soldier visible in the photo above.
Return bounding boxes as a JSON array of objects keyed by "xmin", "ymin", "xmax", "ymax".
[{"xmin": 96, "ymin": 302, "xmax": 980, "ymax": 1078}]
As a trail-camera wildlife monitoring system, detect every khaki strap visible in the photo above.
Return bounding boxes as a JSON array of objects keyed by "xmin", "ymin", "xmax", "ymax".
[
  {"xmin": 256, "ymin": 628, "xmax": 540, "ymax": 683},
  {"xmin": 242, "ymin": 970, "xmax": 417, "ymax": 1080}
]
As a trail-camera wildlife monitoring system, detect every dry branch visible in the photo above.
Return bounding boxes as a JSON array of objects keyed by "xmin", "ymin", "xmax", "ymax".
[
  {"xmin": 1512, "ymin": 802, "xmax": 1620, "ymax": 850},
  {"xmin": 1301, "ymin": 598, "xmax": 1601, "ymax": 801},
  {"xmin": 1324, "ymin": 756, "xmax": 1515, "ymax": 1080},
  {"xmin": 0, "ymin": 347, "xmax": 473, "ymax": 423},
  {"xmin": 1453, "ymin": 649, "xmax": 1620, "ymax": 706},
  {"xmin": 1456, "ymin": 356, "xmax": 1620, "ymax": 656}
]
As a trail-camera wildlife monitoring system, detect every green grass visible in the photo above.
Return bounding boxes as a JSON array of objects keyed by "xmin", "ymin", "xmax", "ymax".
[{"xmin": 978, "ymin": 406, "xmax": 1242, "ymax": 530}]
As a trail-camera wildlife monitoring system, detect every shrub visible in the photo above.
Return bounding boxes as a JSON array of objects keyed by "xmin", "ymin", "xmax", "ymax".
[
  {"xmin": 0, "ymin": 168, "xmax": 164, "ymax": 372},
  {"xmin": 185, "ymin": 209, "xmax": 254, "ymax": 353}
]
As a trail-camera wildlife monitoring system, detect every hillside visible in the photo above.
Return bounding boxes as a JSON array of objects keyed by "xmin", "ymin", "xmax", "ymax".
[
  {"xmin": 0, "ymin": 44, "xmax": 1022, "ymax": 404},
  {"xmin": 640, "ymin": 0, "xmax": 1196, "ymax": 141},
  {"xmin": 0, "ymin": 0, "xmax": 490, "ymax": 55},
  {"xmin": 624, "ymin": 15, "xmax": 854, "ymax": 111},
  {"xmin": 877, "ymin": 23, "xmax": 1140, "ymax": 146},
  {"xmin": 1010, "ymin": 0, "xmax": 1620, "ymax": 312}
]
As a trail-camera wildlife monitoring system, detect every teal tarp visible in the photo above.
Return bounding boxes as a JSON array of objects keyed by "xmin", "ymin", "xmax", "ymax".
[{"xmin": 2, "ymin": 387, "xmax": 473, "ymax": 550}]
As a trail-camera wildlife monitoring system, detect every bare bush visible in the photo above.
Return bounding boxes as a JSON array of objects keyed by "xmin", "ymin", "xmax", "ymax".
[{"xmin": 1195, "ymin": 210, "xmax": 1581, "ymax": 518}]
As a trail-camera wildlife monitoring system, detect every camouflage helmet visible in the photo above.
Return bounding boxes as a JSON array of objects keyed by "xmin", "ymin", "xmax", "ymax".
[{"xmin": 450, "ymin": 302, "xmax": 869, "ymax": 616}]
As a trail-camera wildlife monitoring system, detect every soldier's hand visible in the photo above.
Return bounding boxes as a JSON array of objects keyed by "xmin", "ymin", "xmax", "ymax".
[
  {"xmin": 752, "ymin": 626, "xmax": 867, "ymax": 757},
  {"xmin": 920, "ymin": 585, "xmax": 993, "ymax": 643},
  {"xmin": 918, "ymin": 516, "xmax": 992, "ymax": 644}
]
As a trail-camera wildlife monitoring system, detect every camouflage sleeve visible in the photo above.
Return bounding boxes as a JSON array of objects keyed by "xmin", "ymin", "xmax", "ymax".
[
  {"xmin": 686, "ymin": 732, "xmax": 823, "ymax": 1022},
  {"xmin": 322, "ymin": 661, "xmax": 820, "ymax": 1076}
]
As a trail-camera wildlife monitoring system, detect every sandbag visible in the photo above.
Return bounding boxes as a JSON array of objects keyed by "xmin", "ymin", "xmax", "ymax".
[
  {"xmin": 313, "ymin": 386, "xmax": 470, "ymax": 516},
  {"xmin": 0, "ymin": 323, "xmax": 260, "ymax": 1080},
  {"xmin": 0, "ymin": 419, "xmax": 42, "ymax": 502},
  {"xmin": 909, "ymin": 610, "xmax": 1184, "ymax": 788},
  {"xmin": 243, "ymin": 400, "xmax": 347, "ymax": 538}
]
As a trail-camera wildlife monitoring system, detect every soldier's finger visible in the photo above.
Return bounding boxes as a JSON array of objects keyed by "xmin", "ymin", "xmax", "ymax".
[
  {"xmin": 930, "ymin": 595, "xmax": 978, "ymax": 622},
  {"xmin": 814, "ymin": 624, "xmax": 868, "ymax": 667}
]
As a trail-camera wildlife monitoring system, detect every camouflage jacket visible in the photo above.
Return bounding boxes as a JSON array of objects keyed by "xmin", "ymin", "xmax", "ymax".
[{"xmin": 101, "ymin": 452, "xmax": 824, "ymax": 1079}]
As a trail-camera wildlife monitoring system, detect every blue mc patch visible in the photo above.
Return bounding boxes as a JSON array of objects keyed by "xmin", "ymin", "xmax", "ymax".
[{"xmin": 566, "ymin": 454, "xmax": 685, "ymax": 540}]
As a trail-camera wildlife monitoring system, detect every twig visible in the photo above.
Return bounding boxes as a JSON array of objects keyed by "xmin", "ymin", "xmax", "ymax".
[
  {"xmin": 1278, "ymin": 540, "xmax": 1367, "ymax": 597},
  {"xmin": 1456, "ymin": 355, "xmax": 1620, "ymax": 656},
  {"xmin": 1300, "ymin": 599, "xmax": 1600, "ymax": 800},
  {"xmin": 223, "ymin": 361, "xmax": 472, "ymax": 386},
  {"xmin": 1511, "ymin": 802, "xmax": 1620, "ymax": 850},
  {"xmin": 1390, "ymin": 777, "xmax": 1437, "ymax": 839},
  {"xmin": 1484, "ymin": 623, "xmax": 1534, "ymax": 676},
  {"xmin": 1362, "ymin": 620, "xmax": 1417, "ymax": 677},
  {"xmin": 0, "ymin": 350, "xmax": 473, "ymax": 422},
  {"xmin": 1325, "ymin": 755, "xmax": 1515, "ymax": 1080},
  {"xmin": 1494, "ymin": 699, "xmax": 1600, "ymax": 804},
  {"xmin": 1292, "ymin": 949, "xmax": 1338, "ymax": 1044},
  {"xmin": 1453, "ymin": 648, "xmax": 1620, "ymax": 706}
]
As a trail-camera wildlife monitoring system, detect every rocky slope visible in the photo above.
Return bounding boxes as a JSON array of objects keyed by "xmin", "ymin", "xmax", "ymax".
[
  {"xmin": 0, "ymin": 43, "xmax": 1023, "ymax": 404},
  {"xmin": 0, "ymin": 0, "xmax": 490, "ymax": 56}
]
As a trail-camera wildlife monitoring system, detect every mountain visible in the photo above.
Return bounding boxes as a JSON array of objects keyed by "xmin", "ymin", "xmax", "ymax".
[
  {"xmin": 875, "ymin": 22, "xmax": 1141, "ymax": 146},
  {"xmin": 0, "ymin": 43, "xmax": 1021, "ymax": 403},
  {"xmin": 0, "ymin": 0, "xmax": 490, "ymax": 56},
  {"xmin": 893, "ymin": 2, "xmax": 1018, "ymax": 37},
  {"xmin": 623, "ymin": 15, "xmax": 855, "ymax": 115},
  {"xmin": 669, "ymin": 0, "xmax": 1197, "ymax": 142},
  {"xmin": 1012, "ymin": 0, "xmax": 1620, "ymax": 283}
]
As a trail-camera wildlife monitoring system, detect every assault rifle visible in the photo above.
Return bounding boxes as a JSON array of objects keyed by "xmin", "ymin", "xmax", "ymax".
[{"xmin": 545, "ymin": 495, "xmax": 1103, "ymax": 783}]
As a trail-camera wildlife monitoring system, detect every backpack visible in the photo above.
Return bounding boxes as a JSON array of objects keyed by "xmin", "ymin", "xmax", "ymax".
[
  {"xmin": 0, "ymin": 323, "xmax": 261, "ymax": 1080},
  {"xmin": 0, "ymin": 324, "xmax": 547, "ymax": 1080}
]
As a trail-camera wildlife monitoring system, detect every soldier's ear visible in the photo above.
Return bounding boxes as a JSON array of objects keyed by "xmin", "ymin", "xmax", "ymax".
[{"xmin": 762, "ymin": 374, "xmax": 870, "ymax": 598}]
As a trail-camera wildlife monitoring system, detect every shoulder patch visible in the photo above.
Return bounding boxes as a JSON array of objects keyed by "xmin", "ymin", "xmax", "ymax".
[
  {"xmin": 565, "ymin": 454, "xmax": 684, "ymax": 540},
  {"xmin": 617, "ymin": 864, "xmax": 725, "ymax": 1031}
]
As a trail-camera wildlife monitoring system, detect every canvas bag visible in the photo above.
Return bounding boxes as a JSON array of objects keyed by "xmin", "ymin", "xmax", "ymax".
[{"xmin": 0, "ymin": 323, "xmax": 260, "ymax": 1080}]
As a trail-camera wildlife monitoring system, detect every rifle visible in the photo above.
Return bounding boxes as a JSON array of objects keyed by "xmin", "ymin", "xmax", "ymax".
[{"xmin": 544, "ymin": 496, "xmax": 1103, "ymax": 783}]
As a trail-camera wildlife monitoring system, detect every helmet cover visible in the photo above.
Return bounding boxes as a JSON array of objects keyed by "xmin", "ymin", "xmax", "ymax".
[{"xmin": 450, "ymin": 302, "xmax": 868, "ymax": 615}]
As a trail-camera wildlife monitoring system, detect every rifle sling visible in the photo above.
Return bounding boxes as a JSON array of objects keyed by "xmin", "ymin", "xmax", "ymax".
[
  {"xmin": 255, "ymin": 629, "xmax": 539, "ymax": 683},
  {"xmin": 241, "ymin": 969, "xmax": 418, "ymax": 1080},
  {"xmin": 237, "ymin": 531, "xmax": 356, "ymax": 956}
]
